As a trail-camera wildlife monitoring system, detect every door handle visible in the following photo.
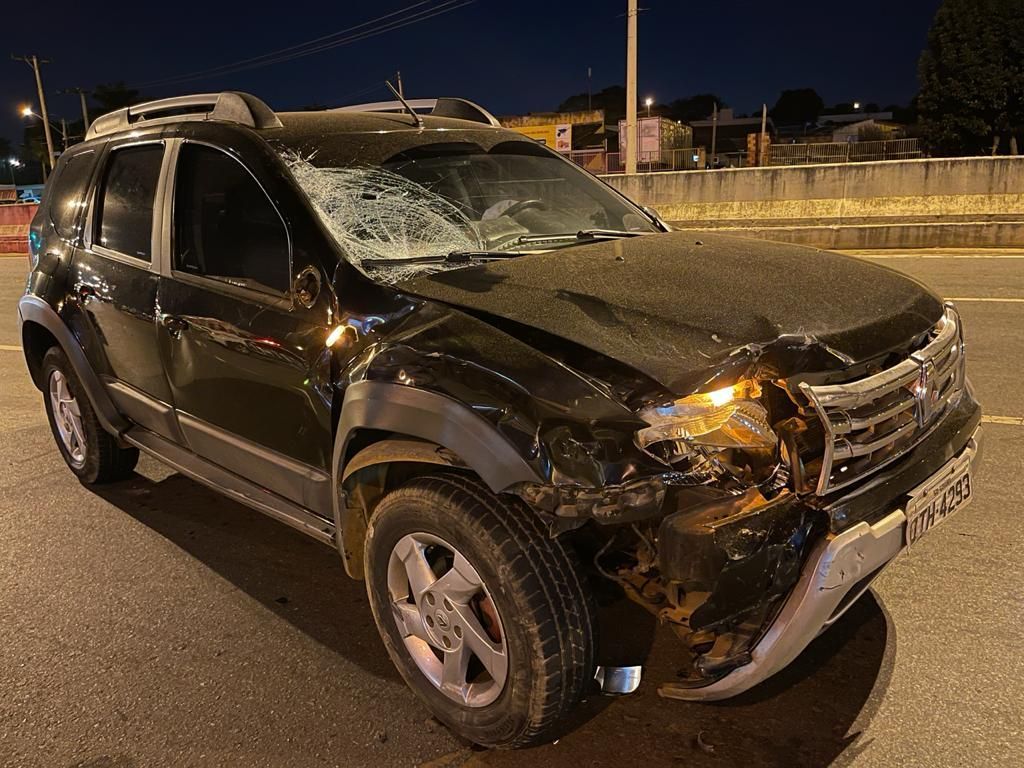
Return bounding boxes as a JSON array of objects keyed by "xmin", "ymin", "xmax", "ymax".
[
  {"xmin": 77, "ymin": 284, "xmax": 96, "ymax": 302},
  {"xmin": 162, "ymin": 315, "xmax": 189, "ymax": 338}
]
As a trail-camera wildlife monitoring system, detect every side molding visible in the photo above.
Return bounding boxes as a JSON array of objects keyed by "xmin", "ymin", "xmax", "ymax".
[{"xmin": 18, "ymin": 295, "xmax": 129, "ymax": 436}]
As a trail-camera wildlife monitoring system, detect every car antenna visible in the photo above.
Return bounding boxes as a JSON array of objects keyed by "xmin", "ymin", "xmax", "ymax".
[{"xmin": 385, "ymin": 80, "xmax": 424, "ymax": 128}]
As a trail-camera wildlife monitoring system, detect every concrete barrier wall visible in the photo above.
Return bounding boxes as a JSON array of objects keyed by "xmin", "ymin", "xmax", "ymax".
[{"xmin": 602, "ymin": 157, "xmax": 1024, "ymax": 248}]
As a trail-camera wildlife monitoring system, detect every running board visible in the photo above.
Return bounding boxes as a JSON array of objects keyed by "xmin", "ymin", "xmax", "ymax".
[{"xmin": 123, "ymin": 427, "xmax": 336, "ymax": 546}]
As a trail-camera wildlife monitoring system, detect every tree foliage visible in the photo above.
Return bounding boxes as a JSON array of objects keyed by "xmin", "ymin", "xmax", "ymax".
[
  {"xmin": 769, "ymin": 88, "xmax": 824, "ymax": 126},
  {"xmin": 666, "ymin": 93, "xmax": 726, "ymax": 123},
  {"xmin": 90, "ymin": 82, "xmax": 142, "ymax": 117},
  {"xmin": 918, "ymin": 0, "xmax": 1024, "ymax": 155}
]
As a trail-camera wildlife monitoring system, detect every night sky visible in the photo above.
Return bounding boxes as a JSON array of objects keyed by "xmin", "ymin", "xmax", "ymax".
[{"xmin": 3, "ymin": 0, "xmax": 943, "ymax": 149}]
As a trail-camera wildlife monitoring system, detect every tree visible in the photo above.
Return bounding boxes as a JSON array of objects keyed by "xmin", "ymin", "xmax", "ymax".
[
  {"xmin": 666, "ymin": 93, "xmax": 727, "ymax": 123},
  {"xmin": 557, "ymin": 85, "xmax": 626, "ymax": 122},
  {"xmin": 769, "ymin": 88, "xmax": 824, "ymax": 126},
  {"xmin": 91, "ymin": 82, "xmax": 142, "ymax": 117},
  {"xmin": 917, "ymin": 0, "xmax": 1024, "ymax": 155}
]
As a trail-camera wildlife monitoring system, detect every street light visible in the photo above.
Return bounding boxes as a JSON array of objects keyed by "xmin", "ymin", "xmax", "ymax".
[
  {"xmin": 20, "ymin": 105, "xmax": 33, "ymax": 118},
  {"xmin": 853, "ymin": 101, "xmax": 862, "ymax": 111},
  {"xmin": 6, "ymin": 157, "xmax": 21, "ymax": 186},
  {"xmin": 645, "ymin": 96, "xmax": 654, "ymax": 117}
]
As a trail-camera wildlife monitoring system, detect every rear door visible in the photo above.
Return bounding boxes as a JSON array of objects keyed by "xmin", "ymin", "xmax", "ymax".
[
  {"xmin": 70, "ymin": 137, "xmax": 180, "ymax": 440},
  {"xmin": 156, "ymin": 138, "xmax": 333, "ymax": 513}
]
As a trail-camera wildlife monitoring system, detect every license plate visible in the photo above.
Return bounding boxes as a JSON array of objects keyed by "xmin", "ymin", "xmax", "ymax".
[{"xmin": 905, "ymin": 462, "xmax": 973, "ymax": 546}]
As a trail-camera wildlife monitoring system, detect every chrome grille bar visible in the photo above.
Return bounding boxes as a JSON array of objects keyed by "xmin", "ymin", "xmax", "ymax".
[{"xmin": 799, "ymin": 305, "xmax": 966, "ymax": 495}]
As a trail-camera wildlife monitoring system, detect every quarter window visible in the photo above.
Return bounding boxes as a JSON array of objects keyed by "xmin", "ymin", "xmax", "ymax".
[
  {"xmin": 173, "ymin": 144, "xmax": 290, "ymax": 295},
  {"xmin": 95, "ymin": 145, "xmax": 164, "ymax": 261},
  {"xmin": 50, "ymin": 150, "xmax": 98, "ymax": 241}
]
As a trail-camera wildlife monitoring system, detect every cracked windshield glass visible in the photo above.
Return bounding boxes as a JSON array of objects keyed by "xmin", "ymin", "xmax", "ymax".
[{"xmin": 282, "ymin": 130, "xmax": 657, "ymax": 281}]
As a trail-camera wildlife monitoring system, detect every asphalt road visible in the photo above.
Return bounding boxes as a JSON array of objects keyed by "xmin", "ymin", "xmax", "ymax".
[{"xmin": 1, "ymin": 249, "xmax": 1022, "ymax": 768}]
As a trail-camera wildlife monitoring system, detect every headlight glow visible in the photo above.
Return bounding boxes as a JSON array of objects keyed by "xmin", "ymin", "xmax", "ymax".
[{"xmin": 636, "ymin": 379, "xmax": 776, "ymax": 453}]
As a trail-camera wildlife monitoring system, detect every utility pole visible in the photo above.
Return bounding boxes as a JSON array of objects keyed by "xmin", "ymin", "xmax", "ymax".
[
  {"xmin": 396, "ymin": 70, "xmax": 404, "ymax": 99},
  {"xmin": 625, "ymin": 0, "xmax": 638, "ymax": 175},
  {"xmin": 12, "ymin": 54, "xmax": 56, "ymax": 172},
  {"xmin": 587, "ymin": 66, "xmax": 592, "ymax": 112},
  {"xmin": 710, "ymin": 102, "xmax": 719, "ymax": 165},
  {"xmin": 59, "ymin": 87, "xmax": 91, "ymax": 130}
]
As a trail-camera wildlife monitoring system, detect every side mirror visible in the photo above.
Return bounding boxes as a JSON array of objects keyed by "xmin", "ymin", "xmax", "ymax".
[{"xmin": 294, "ymin": 265, "xmax": 321, "ymax": 308}]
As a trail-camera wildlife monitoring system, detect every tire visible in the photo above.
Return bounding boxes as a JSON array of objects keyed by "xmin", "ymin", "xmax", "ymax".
[
  {"xmin": 41, "ymin": 346, "xmax": 139, "ymax": 484},
  {"xmin": 364, "ymin": 473, "xmax": 597, "ymax": 748}
]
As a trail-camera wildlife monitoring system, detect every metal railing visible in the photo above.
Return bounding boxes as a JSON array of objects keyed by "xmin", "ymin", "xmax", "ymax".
[
  {"xmin": 570, "ymin": 148, "xmax": 705, "ymax": 174},
  {"xmin": 767, "ymin": 138, "xmax": 921, "ymax": 166}
]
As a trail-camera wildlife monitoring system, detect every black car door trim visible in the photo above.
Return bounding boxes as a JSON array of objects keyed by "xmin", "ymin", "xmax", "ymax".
[
  {"xmin": 176, "ymin": 411, "xmax": 332, "ymax": 516},
  {"xmin": 102, "ymin": 377, "xmax": 184, "ymax": 443}
]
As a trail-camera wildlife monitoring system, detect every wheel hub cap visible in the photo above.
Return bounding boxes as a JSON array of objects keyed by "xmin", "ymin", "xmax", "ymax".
[
  {"xmin": 49, "ymin": 370, "xmax": 86, "ymax": 467},
  {"xmin": 387, "ymin": 532, "xmax": 508, "ymax": 707}
]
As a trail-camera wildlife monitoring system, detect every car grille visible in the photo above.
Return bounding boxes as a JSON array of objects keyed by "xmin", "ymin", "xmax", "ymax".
[{"xmin": 799, "ymin": 306, "xmax": 966, "ymax": 496}]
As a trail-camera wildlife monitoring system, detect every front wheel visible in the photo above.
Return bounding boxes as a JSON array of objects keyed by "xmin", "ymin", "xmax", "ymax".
[{"xmin": 364, "ymin": 473, "xmax": 596, "ymax": 748}]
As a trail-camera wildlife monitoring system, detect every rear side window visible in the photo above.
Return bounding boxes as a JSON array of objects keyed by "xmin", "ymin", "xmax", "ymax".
[
  {"xmin": 173, "ymin": 144, "xmax": 290, "ymax": 295},
  {"xmin": 95, "ymin": 144, "xmax": 164, "ymax": 261},
  {"xmin": 50, "ymin": 150, "xmax": 97, "ymax": 241}
]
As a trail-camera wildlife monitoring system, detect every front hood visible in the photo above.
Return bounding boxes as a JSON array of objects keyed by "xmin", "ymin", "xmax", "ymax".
[{"xmin": 398, "ymin": 231, "xmax": 944, "ymax": 393}]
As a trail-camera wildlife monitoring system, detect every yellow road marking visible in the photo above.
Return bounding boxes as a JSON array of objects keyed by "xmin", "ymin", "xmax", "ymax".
[
  {"xmin": 983, "ymin": 415, "xmax": 1024, "ymax": 426},
  {"xmin": 0, "ymin": 344, "xmax": 22, "ymax": 352},
  {"xmin": 947, "ymin": 297, "xmax": 1024, "ymax": 303}
]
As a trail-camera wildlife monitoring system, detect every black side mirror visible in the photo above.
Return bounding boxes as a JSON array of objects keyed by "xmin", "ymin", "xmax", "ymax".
[{"xmin": 294, "ymin": 265, "xmax": 321, "ymax": 308}]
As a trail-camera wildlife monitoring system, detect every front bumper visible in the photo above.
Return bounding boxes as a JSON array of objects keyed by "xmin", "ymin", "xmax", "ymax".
[{"xmin": 662, "ymin": 424, "xmax": 982, "ymax": 701}]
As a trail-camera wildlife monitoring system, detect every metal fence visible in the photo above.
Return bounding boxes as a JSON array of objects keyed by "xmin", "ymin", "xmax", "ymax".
[
  {"xmin": 767, "ymin": 138, "xmax": 921, "ymax": 166},
  {"xmin": 570, "ymin": 148, "xmax": 706, "ymax": 174}
]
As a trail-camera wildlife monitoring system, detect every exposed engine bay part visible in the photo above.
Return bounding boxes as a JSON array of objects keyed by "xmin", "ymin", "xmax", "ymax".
[{"xmin": 591, "ymin": 487, "xmax": 822, "ymax": 687}]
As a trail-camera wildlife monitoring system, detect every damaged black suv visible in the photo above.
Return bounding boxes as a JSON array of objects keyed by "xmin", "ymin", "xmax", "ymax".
[{"xmin": 20, "ymin": 92, "xmax": 982, "ymax": 748}]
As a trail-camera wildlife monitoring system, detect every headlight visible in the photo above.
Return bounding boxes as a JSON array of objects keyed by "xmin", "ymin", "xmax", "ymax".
[{"xmin": 636, "ymin": 380, "xmax": 777, "ymax": 453}]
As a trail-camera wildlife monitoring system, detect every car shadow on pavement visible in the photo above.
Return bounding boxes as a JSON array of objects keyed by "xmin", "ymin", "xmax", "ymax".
[
  {"xmin": 93, "ymin": 466, "xmax": 401, "ymax": 681},
  {"xmin": 94, "ymin": 466, "xmax": 895, "ymax": 767}
]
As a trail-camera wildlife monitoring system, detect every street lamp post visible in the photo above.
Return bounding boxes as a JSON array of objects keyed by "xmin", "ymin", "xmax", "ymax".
[{"xmin": 645, "ymin": 97, "xmax": 653, "ymax": 118}]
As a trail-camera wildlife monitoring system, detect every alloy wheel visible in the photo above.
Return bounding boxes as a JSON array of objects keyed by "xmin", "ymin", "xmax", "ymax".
[
  {"xmin": 387, "ymin": 532, "xmax": 508, "ymax": 707},
  {"xmin": 49, "ymin": 369, "xmax": 86, "ymax": 467}
]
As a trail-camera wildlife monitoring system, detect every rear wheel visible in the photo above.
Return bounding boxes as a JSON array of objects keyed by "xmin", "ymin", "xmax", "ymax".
[
  {"xmin": 41, "ymin": 347, "xmax": 138, "ymax": 484},
  {"xmin": 364, "ymin": 473, "xmax": 596, "ymax": 748}
]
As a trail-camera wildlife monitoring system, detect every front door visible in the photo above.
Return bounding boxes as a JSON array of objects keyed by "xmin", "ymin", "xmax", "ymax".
[{"xmin": 156, "ymin": 140, "xmax": 333, "ymax": 514}]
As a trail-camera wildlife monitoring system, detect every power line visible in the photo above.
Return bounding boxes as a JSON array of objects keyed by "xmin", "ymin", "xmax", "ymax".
[{"xmin": 135, "ymin": 1, "xmax": 474, "ymax": 89}]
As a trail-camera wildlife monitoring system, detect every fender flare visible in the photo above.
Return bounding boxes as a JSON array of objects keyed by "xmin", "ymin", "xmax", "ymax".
[
  {"xmin": 18, "ymin": 294, "xmax": 129, "ymax": 436},
  {"xmin": 331, "ymin": 381, "xmax": 543, "ymax": 566}
]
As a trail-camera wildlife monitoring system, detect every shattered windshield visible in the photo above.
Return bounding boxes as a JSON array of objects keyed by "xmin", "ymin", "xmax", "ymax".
[{"xmin": 278, "ymin": 128, "xmax": 657, "ymax": 282}]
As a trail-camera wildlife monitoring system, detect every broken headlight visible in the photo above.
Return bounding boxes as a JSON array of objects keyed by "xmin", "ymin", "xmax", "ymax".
[{"xmin": 636, "ymin": 380, "xmax": 777, "ymax": 461}]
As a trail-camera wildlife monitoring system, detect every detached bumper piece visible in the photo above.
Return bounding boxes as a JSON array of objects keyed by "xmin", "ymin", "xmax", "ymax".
[{"xmin": 659, "ymin": 426, "xmax": 981, "ymax": 701}]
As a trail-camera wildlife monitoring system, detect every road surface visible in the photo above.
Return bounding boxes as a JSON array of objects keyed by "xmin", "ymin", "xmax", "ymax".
[{"xmin": 1, "ymin": 249, "xmax": 1021, "ymax": 767}]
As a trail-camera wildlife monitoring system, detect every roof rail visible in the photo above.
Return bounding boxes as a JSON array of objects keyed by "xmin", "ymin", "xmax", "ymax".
[
  {"xmin": 85, "ymin": 92, "xmax": 282, "ymax": 140},
  {"xmin": 332, "ymin": 97, "xmax": 501, "ymax": 128}
]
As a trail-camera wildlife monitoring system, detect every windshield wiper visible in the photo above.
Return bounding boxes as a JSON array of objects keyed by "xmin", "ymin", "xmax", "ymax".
[
  {"xmin": 361, "ymin": 250, "xmax": 527, "ymax": 268},
  {"xmin": 501, "ymin": 229, "xmax": 649, "ymax": 248}
]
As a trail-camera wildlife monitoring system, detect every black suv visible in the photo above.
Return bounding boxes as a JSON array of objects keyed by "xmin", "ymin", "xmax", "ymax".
[{"xmin": 19, "ymin": 92, "xmax": 981, "ymax": 748}]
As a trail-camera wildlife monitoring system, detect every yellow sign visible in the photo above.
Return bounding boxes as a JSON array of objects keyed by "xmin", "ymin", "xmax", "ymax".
[{"xmin": 510, "ymin": 124, "xmax": 572, "ymax": 153}]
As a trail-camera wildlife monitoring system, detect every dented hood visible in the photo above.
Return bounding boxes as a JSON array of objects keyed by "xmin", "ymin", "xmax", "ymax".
[{"xmin": 398, "ymin": 231, "xmax": 944, "ymax": 392}]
